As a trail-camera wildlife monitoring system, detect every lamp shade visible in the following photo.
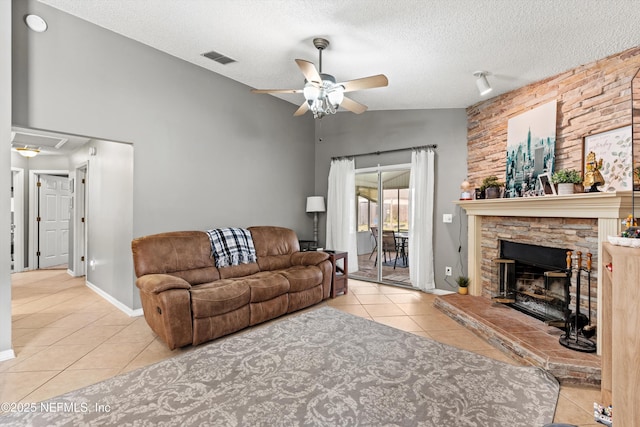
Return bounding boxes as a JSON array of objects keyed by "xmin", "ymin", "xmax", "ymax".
[{"xmin": 306, "ymin": 196, "xmax": 326, "ymax": 213}]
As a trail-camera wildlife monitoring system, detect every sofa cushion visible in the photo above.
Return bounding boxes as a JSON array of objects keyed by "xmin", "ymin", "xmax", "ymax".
[
  {"xmin": 218, "ymin": 262, "xmax": 260, "ymax": 280},
  {"xmin": 248, "ymin": 226, "xmax": 299, "ymax": 271},
  {"xmin": 132, "ymin": 231, "xmax": 220, "ymax": 285},
  {"xmin": 190, "ymin": 280, "xmax": 250, "ymax": 318},
  {"xmin": 279, "ymin": 265, "xmax": 323, "ymax": 292},
  {"xmin": 244, "ymin": 272, "xmax": 290, "ymax": 303}
]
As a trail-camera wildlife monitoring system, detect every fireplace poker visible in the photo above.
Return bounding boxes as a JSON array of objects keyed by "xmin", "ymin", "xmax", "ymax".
[
  {"xmin": 582, "ymin": 253, "xmax": 596, "ymax": 339},
  {"xmin": 563, "ymin": 250, "xmax": 573, "ymax": 335},
  {"xmin": 574, "ymin": 251, "xmax": 582, "ymax": 341}
]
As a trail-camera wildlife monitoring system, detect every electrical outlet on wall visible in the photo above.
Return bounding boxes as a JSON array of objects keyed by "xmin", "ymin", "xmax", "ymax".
[
  {"xmin": 443, "ymin": 214, "xmax": 453, "ymax": 223},
  {"xmin": 445, "ymin": 266, "xmax": 452, "ymax": 276}
]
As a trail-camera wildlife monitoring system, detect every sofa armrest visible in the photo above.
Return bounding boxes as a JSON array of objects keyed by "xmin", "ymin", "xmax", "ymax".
[
  {"xmin": 136, "ymin": 274, "xmax": 193, "ymax": 350},
  {"xmin": 290, "ymin": 251, "xmax": 330, "ymax": 266},
  {"xmin": 136, "ymin": 274, "xmax": 192, "ymax": 294}
]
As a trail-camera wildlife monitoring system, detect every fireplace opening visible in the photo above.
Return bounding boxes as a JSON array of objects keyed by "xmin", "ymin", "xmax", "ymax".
[{"xmin": 495, "ymin": 241, "xmax": 570, "ymax": 323}]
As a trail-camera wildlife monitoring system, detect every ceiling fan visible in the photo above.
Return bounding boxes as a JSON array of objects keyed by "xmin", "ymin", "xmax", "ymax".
[{"xmin": 251, "ymin": 38, "xmax": 389, "ymax": 119}]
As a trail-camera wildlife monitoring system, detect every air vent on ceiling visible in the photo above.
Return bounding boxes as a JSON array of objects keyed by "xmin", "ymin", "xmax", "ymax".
[
  {"xmin": 11, "ymin": 131, "xmax": 68, "ymax": 149},
  {"xmin": 202, "ymin": 50, "xmax": 236, "ymax": 65}
]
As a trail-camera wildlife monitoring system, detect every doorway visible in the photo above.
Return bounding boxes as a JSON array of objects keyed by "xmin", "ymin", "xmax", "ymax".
[
  {"xmin": 73, "ymin": 165, "xmax": 87, "ymax": 277},
  {"xmin": 10, "ymin": 168, "xmax": 24, "ymax": 272},
  {"xmin": 36, "ymin": 174, "xmax": 71, "ymax": 269},
  {"xmin": 353, "ymin": 165, "xmax": 411, "ymax": 286}
]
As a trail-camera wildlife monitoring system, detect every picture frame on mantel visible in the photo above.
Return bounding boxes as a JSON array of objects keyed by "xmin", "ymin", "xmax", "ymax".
[
  {"xmin": 538, "ymin": 172, "xmax": 556, "ymax": 195},
  {"xmin": 583, "ymin": 125, "xmax": 633, "ymax": 191}
]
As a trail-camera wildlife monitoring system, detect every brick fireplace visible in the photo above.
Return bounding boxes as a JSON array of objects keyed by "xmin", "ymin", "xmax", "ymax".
[{"xmin": 456, "ymin": 191, "xmax": 638, "ymax": 355}]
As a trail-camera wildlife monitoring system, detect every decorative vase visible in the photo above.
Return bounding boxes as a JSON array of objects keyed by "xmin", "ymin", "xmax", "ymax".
[
  {"xmin": 557, "ymin": 183, "xmax": 574, "ymax": 195},
  {"xmin": 458, "ymin": 287, "xmax": 468, "ymax": 295},
  {"xmin": 485, "ymin": 187, "xmax": 500, "ymax": 199}
]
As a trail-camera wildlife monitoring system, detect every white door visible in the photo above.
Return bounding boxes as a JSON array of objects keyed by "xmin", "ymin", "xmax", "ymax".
[{"xmin": 38, "ymin": 174, "xmax": 71, "ymax": 268}]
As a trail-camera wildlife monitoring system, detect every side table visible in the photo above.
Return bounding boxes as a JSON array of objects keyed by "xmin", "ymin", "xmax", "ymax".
[
  {"xmin": 299, "ymin": 240, "xmax": 317, "ymax": 251},
  {"xmin": 325, "ymin": 250, "xmax": 348, "ymax": 298}
]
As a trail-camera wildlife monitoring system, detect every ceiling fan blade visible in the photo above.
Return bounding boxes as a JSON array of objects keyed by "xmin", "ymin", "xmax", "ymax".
[
  {"xmin": 251, "ymin": 88, "xmax": 302, "ymax": 94},
  {"xmin": 295, "ymin": 59, "xmax": 322, "ymax": 85},
  {"xmin": 340, "ymin": 74, "xmax": 389, "ymax": 93},
  {"xmin": 341, "ymin": 96, "xmax": 368, "ymax": 114},
  {"xmin": 293, "ymin": 101, "xmax": 309, "ymax": 116}
]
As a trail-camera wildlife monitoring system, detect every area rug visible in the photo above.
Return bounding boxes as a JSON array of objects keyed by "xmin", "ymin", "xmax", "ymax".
[{"xmin": 0, "ymin": 306, "xmax": 559, "ymax": 426}]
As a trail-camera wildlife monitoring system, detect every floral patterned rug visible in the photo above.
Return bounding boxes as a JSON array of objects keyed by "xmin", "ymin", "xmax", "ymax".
[{"xmin": 0, "ymin": 306, "xmax": 559, "ymax": 426}]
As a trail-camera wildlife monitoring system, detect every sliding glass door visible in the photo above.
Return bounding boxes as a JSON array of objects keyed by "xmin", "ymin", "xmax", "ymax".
[{"xmin": 353, "ymin": 165, "xmax": 411, "ymax": 286}]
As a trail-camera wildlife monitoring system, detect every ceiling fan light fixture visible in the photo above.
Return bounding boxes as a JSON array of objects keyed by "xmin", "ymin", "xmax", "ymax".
[
  {"xmin": 16, "ymin": 146, "xmax": 40, "ymax": 158},
  {"xmin": 327, "ymin": 86, "xmax": 344, "ymax": 107},
  {"xmin": 303, "ymin": 76, "xmax": 344, "ymax": 119},
  {"xmin": 252, "ymin": 37, "xmax": 387, "ymax": 119},
  {"xmin": 473, "ymin": 71, "xmax": 492, "ymax": 96},
  {"xmin": 303, "ymin": 82, "xmax": 321, "ymax": 103}
]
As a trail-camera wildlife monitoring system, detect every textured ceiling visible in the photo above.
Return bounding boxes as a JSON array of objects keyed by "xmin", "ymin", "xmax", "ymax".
[{"xmin": 36, "ymin": 0, "xmax": 640, "ymax": 113}]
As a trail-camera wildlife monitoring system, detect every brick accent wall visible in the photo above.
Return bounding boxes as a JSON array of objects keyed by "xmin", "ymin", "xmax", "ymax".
[
  {"xmin": 467, "ymin": 46, "xmax": 640, "ymax": 186},
  {"xmin": 481, "ymin": 216, "xmax": 598, "ymax": 319},
  {"xmin": 466, "ymin": 47, "xmax": 640, "ymax": 324}
]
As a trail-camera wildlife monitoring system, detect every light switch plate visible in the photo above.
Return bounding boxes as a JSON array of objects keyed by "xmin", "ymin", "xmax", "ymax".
[{"xmin": 443, "ymin": 214, "xmax": 453, "ymax": 223}]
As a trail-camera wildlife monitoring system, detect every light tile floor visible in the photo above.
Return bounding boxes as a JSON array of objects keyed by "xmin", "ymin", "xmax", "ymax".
[{"xmin": 1, "ymin": 270, "xmax": 601, "ymax": 425}]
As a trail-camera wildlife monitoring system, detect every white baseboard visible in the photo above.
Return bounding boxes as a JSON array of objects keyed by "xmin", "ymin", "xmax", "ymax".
[
  {"xmin": 85, "ymin": 281, "xmax": 143, "ymax": 317},
  {"xmin": 0, "ymin": 349, "xmax": 16, "ymax": 362}
]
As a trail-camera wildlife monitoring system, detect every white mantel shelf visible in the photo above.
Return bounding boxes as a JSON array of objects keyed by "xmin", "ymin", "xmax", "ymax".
[
  {"xmin": 455, "ymin": 190, "xmax": 639, "ymax": 356},
  {"xmin": 455, "ymin": 191, "xmax": 638, "ymax": 219}
]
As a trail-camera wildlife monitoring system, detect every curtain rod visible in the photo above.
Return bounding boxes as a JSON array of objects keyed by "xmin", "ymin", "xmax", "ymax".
[{"xmin": 331, "ymin": 144, "xmax": 437, "ymax": 161}]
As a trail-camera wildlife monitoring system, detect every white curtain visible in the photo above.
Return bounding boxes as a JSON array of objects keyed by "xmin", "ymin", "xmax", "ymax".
[
  {"xmin": 408, "ymin": 148, "xmax": 435, "ymax": 291},
  {"xmin": 325, "ymin": 158, "xmax": 359, "ymax": 272}
]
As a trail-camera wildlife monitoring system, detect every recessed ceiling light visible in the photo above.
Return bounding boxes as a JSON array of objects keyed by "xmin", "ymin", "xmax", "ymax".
[{"xmin": 25, "ymin": 14, "xmax": 48, "ymax": 33}]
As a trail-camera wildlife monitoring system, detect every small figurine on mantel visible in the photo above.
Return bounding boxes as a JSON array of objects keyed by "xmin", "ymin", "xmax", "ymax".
[
  {"xmin": 583, "ymin": 151, "xmax": 605, "ymax": 192},
  {"xmin": 460, "ymin": 180, "xmax": 473, "ymax": 200}
]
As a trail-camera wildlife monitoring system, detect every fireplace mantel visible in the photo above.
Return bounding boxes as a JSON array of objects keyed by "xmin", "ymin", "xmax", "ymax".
[
  {"xmin": 456, "ymin": 191, "xmax": 639, "ymax": 355},
  {"xmin": 456, "ymin": 191, "xmax": 637, "ymax": 219}
]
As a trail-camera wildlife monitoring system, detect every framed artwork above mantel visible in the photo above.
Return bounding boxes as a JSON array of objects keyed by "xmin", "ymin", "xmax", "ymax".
[{"xmin": 505, "ymin": 100, "xmax": 557, "ymax": 198}]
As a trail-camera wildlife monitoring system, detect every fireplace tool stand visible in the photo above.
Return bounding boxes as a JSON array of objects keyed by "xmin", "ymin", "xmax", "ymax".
[{"xmin": 559, "ymin": 250, "xmax": 597, "ymax": 353}]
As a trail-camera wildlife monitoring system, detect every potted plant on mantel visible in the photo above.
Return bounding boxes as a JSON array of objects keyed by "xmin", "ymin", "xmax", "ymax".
[
  {"xmin": 551, "ymin": 169, "xmax": 583, "ymax": 195},
  {"xmin": 456, "ymin": 276, "xmax": 470, "ymax": 295},
  {"xmin": 480, "ymin": 175, "xmax": 503, "ymax": 199}
]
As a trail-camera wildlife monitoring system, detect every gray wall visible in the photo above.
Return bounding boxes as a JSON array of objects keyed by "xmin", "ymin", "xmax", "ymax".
[
  {"xmin": 313, "ymin": 109, "xmax": 469, "ymax": 290},
  {"xmin": 67, "ymin": 140, "xmax": 135, "ymax": 307},
  {"xmin": 1, "ymin": 0, "xmax": 13, "ymax": 358},
  {"xmin": 5, "ymin": 1, "xmax": 472, "ymax": 343},
  {"xmin": 11, "ymin": 0, "xmax": 316, "ymax": 310}
]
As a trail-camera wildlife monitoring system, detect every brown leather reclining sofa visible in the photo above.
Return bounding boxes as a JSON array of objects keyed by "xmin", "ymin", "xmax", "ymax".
[{"xmin": 131, "ymin": 226, "xmax": 331, "ymax": 349}]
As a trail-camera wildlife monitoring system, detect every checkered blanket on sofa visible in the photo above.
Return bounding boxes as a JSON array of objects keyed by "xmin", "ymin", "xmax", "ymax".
[{"xmin": 206, "ymin": 227, "xmax": 257, "ymax": 268}]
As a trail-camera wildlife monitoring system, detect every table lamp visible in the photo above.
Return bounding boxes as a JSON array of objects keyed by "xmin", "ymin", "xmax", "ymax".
[{"xmin": 306, "ymin": 196, "xmax": 326, "ymax": 245}]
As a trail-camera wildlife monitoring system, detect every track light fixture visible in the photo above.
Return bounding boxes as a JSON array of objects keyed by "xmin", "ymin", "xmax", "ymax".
[{"xmin": 473, "ymin": 71, "xmax": 492, "ymax": 96}]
